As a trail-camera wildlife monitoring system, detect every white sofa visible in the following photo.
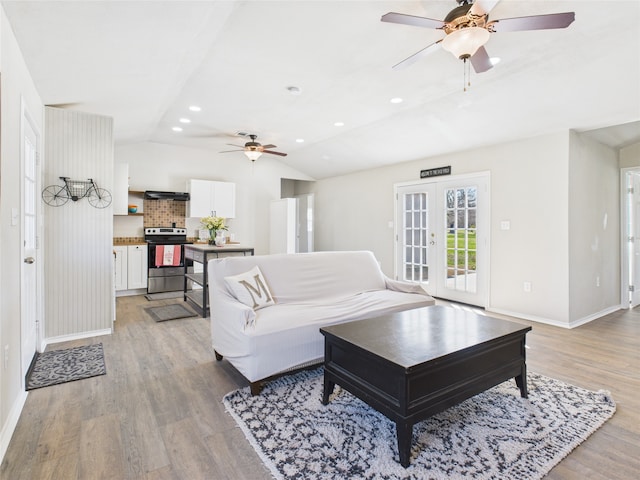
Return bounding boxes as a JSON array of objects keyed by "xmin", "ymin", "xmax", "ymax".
[{"xmin": 208, "ymin": 250, "xmax": 435, "ymax": 394}]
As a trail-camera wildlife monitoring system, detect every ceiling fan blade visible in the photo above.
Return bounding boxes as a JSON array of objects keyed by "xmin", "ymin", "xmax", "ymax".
[
  {"xmin": 261, "ymin": 144, "xmax": 277, "ymax": 150},
  {"xmin": 469, "ymin": 0, "xmax": 500, "ymax": 17},
  {"xmin": 45, "ymin": 102, "xmax": 82, "ymax": 109},
  {"xmin": 470, "ymin": 46, "xmax": 493, "ymax": 73},
  {"xmin": 392, "ymin": 40, "xmax": 443, "ymax": 70},
  {"xmin": 219, "ymin": 149, "xmax": 244, "ymax": 153},
  {"xmin": 226, "ymin": 143, "xmax": 246, "ymax": 148},
  {"xmin": 489, "ymin": 12, "xmax": 575, "ymax": 33},
  {"xmin": 381, "ymin": 12, "xmax": 444, "ymax": 30},
  {"xmin": 263, "ymin": 150, "xmax": 288, "ymax": 157}
]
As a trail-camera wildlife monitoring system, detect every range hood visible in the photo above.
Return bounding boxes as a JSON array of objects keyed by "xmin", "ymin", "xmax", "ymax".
[{"xmin": 144, "ymin": 191, "xmax": 190, "ymax": 201}]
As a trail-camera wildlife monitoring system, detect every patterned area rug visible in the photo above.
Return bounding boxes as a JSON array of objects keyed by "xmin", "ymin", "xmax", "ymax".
[
  {"xmin": 26, "ymin": 343, "xmax": 106, "ymax": 390},
  {"xmin": 224, "ymin": 368, "xmax": 616, "ymax": 480},
  {"xmin": 145, "ymin": 303, "xmax": 196, "ymax": 322}
]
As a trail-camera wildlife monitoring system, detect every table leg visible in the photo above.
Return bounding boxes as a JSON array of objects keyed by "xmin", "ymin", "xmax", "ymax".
[
  {"xmin": 396, "ymin": 421, "xmax": 413, "ymax": 468},
  {"xmin": 322, "ymin": 377, "xmax": 335, "ymax": 405},
  {"xmin": 515, "ymin": 364, "xmax": 528, "ymax": 398}
]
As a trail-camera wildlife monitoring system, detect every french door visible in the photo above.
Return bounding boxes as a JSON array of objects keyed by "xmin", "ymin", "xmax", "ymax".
[{"xmin": 395, "ymin": 173, "xmax": 489, "ymax": 307}]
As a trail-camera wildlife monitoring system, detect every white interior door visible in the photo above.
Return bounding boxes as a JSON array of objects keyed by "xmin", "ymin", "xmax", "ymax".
[
  {"xmin": 21, "ymin": 105, "xmax": 41, "ymax": 380},
  {"xmin": 295, "ymin": 193, "xmax": 314, "ymax": 253},
  {"xmin": 622, "ymin": 169, "xmax": 640, "ymax": 308},
  {"xmin": 396, "ymin": 173, "xmax": 489, "ymax": 307}
]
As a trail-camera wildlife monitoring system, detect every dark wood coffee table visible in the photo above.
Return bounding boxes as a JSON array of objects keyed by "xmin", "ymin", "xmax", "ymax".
[{"xmin": 320, "ymin": 305, "xmax": 532, "ymax": 467}]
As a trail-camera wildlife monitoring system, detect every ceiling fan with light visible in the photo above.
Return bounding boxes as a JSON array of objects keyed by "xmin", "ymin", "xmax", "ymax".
[
  {"xmin": 219, "ymin": 134, "xmax": 288, "ymax": 161},
  {"xmin": 382, "ymin": 0, "xmax": 575, "ymax": 75}
]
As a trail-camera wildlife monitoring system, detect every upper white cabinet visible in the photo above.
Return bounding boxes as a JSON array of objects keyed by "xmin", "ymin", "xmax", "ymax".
[
  {"xmin": 187, "ymin": 179, "xmax": 236, "ymax": 218},
  {"xmin": 113, "ymin": 163, "xmax": 129, "ymax": 215}
]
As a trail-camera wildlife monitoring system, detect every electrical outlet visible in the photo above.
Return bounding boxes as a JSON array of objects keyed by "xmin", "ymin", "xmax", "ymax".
[
  {"xmin": 523, "ymin": 281, "xmax": 532, "ymax": 293},
  {"xmin": 596, "ymin": 276, "xmax": 600, "ymax": 287}
]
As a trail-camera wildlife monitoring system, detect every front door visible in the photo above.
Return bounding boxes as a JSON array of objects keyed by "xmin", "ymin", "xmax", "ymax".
[
  {"xmin": 395, "ymin": 173, "xmax": 489, "ymax": 307},
  {"xmin": 21, "ymin": 105, "xmax": 40, "ymax": 382}
]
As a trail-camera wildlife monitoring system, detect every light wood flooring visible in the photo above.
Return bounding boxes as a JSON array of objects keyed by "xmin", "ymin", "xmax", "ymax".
[{"xmin": 1, "ymin": 295, "xmax": 638, "ymax": 479}]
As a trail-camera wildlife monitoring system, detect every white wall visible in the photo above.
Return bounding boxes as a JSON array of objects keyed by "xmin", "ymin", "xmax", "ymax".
[
  {"xmin": 620, "ymin": 142, "xmax": 640, "ymax": 168},
  {"xmin": 43, "ymin": 108, "xmax": 114, "ymax": 340},
  {"xmin": 114, "ymin": 142, "xmax": 314, "ymax": 254},
  {"xmin": 308, "ymin": 132, "xmax": 577, "ymax": 325},
  {"xmin": 0, "ymin": 5, "xmax": 44, "ymax": 461},
  {"xmin": 568, "ymin": 132, "xmax": 620, "ymax": 324}
]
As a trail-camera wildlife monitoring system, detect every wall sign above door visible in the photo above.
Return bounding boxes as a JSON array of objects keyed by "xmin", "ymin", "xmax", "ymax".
[{"xmin": 420, "ymin": 166, "xmax": 451, "ymax": 179}]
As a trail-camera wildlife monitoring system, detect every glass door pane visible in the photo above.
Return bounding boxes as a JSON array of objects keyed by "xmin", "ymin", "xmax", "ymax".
[{"xmin": 445, "ymin": 186, "xmax": 477, "ymax": 293}]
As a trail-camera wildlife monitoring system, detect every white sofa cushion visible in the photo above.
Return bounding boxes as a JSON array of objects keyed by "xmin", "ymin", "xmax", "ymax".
[{"xmin": 213, "ymin": 251, "xmax": 387, "ymax": 305}]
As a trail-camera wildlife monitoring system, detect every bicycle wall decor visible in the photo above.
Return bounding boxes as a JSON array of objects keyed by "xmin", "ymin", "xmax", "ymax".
[{"xmin": 42, "ymin": 177, "xmax": 112, "ymax": 208}]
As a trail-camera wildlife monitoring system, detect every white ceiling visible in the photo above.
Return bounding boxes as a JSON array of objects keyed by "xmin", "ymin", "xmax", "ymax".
[{"xmin": 3, "ymin": 0, "xmax": 639, "ymax": 179}]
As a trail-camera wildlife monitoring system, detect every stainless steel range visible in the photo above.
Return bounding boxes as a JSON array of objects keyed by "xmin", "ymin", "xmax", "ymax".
[{"xmin": 144, "ymin": 227, "xmax": 192, "ymax": 294}]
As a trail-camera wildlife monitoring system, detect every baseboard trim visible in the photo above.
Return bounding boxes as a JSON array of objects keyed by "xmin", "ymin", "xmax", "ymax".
[
  {"xmin": 0, "ymin": 389, "xmax": 28, "ymax": 465},
  {"xmin": 487, "ymin": 305, "xmax": 622, "ymax": 329},
  {"xmin": 568, "ymin": 305, "xmax": 621, "ymax": 328},
  {"xmin": 41, "ymin": 328, "xmax": 112, "ymax": 350}
]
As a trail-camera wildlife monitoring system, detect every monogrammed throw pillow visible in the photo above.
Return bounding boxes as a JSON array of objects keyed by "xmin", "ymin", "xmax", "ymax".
[{"xmin": 224, "ymin": 266, "xmax": 275, "ymax": 310}]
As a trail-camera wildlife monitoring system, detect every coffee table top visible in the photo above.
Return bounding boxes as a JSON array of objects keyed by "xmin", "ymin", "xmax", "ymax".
[{"xmin": 320, "ymin": 306, "xmax": 531, "ymax": 369}]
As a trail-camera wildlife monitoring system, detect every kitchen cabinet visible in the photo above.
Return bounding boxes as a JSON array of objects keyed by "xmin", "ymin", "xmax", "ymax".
[
  {"xmin": 184, "ymin": 244, "xmax": 254, "ymax": 316},
  {"xmin": 114, "ymin": 246, "xmax": 127, "ymax": 291},
  {"xmin": 114, "ymin": 244, "xmax": 148, "ymax": 291},
  {"xmin": 127, "ymin": 245, "xmax": 148, "ymax": 289},
  {"xmin": 186, "ymin": 179, "xmax": 236, "ymax": 218}
]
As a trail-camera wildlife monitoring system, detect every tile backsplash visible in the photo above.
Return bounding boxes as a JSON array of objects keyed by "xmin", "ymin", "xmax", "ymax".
[{"xmin": 143, "ymin": 199, "xmax": 186, "ymax": 228}]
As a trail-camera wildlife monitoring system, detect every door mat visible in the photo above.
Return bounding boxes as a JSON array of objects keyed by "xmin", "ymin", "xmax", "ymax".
[
  {"xmin": 145, "ymin": 303, "xmax": 196, "ymax": 322},
  {"xmin": 144, "ymin": 291, "xmax": 184, "ymax": 301},
  {"xmin": 224, "ymin": 368, "xmax": 616, "ymax": 480},
  {"xmin": 26, "ymin": 343, "xmax": 106, "ymax": 391}
]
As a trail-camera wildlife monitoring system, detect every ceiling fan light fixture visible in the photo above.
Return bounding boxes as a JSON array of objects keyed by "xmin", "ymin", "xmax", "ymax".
[
  {"xmin": 441, "ymin": 26, "xmax": 490, "ymax": 59},
  {"xmin": 244, "ymin": 150, "xmax": 262, "ymax": 162}
]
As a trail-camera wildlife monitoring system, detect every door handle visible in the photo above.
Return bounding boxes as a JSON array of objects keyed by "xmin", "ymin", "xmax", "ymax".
[{"xmin": 24, "ymin": 257, "xmax": 35, "ymax": 264}]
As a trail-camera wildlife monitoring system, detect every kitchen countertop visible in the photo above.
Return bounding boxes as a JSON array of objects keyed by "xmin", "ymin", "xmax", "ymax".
[{"xmin": 185, "ymin": 243, "xmax": 253, "ymax": 252}]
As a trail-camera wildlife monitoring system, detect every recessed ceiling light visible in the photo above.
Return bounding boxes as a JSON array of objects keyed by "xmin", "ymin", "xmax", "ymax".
[
  {"xmin": 334, "ymin": 122, "xmax": 345, "ymax": 127},
  {"xmin": 172, "ymin": 126, "xmax": 183, "ymax": 132},
  {"xmin": 390, "ymin": 97, "xmax": 403, "ymax": 104},
  {"xmin": 287, "ymin": 86, "xmax": 302, "ymax": 95},
  {"xmin": 188, "ymin": 105, "xmax": 201, "ymax": 112},
  {"xmin": 296, "ymin": 138, "xmax": 305, "ymax": 143},
  {"xmin": 179, "ymin": 118, "xmax": 191, "ymax": 124},
  {"xmin": 490, "ymin": 57, "xmax": 501, "ymax": 65}
]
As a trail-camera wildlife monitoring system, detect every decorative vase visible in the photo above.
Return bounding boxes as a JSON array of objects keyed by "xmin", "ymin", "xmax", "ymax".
[
  {"xmin": 208, "ymin": 229, "xmax": 217, "ymax": 245},
  {"xmin": 215, "ymin": 230, "xmax": 226, "ymax": 246}
]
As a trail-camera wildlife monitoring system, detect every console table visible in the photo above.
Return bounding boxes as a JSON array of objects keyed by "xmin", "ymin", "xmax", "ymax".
[{"xmin": 184, "ymin": 244, "xmax": 254, "ymax": 317}]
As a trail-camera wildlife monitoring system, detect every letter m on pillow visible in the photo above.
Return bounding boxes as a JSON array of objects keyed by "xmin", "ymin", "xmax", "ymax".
[
  {"xmin": 239, "ymin": 275, "xmax": 272, "ymax": 309},
  {"xmin": 224, "ymin": 266, "xmax": 275, "ymax": 310}
]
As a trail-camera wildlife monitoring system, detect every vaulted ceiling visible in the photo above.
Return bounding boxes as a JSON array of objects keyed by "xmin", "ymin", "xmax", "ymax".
[{"xmin": 3, "ymin": 0, "xmax": 639, "ymax": 179}]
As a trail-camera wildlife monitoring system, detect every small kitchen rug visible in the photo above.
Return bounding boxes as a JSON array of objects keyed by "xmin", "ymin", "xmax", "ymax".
[
  {"xmin": 26, "ymin": 343, "xmax": 106, "ymax": 390},
  {"xmin": 145, "ymin": 303, "xmax": 196, "ymax": 322}
]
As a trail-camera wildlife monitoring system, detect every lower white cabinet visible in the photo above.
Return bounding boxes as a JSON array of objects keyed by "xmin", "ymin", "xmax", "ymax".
[
  {"xmin": 114, "ymin": 244, "xmax": 148, "ymax": 291},
  {"xmin": 114, "ymin": 246, "xmax": 127, "ymax": 291}
]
